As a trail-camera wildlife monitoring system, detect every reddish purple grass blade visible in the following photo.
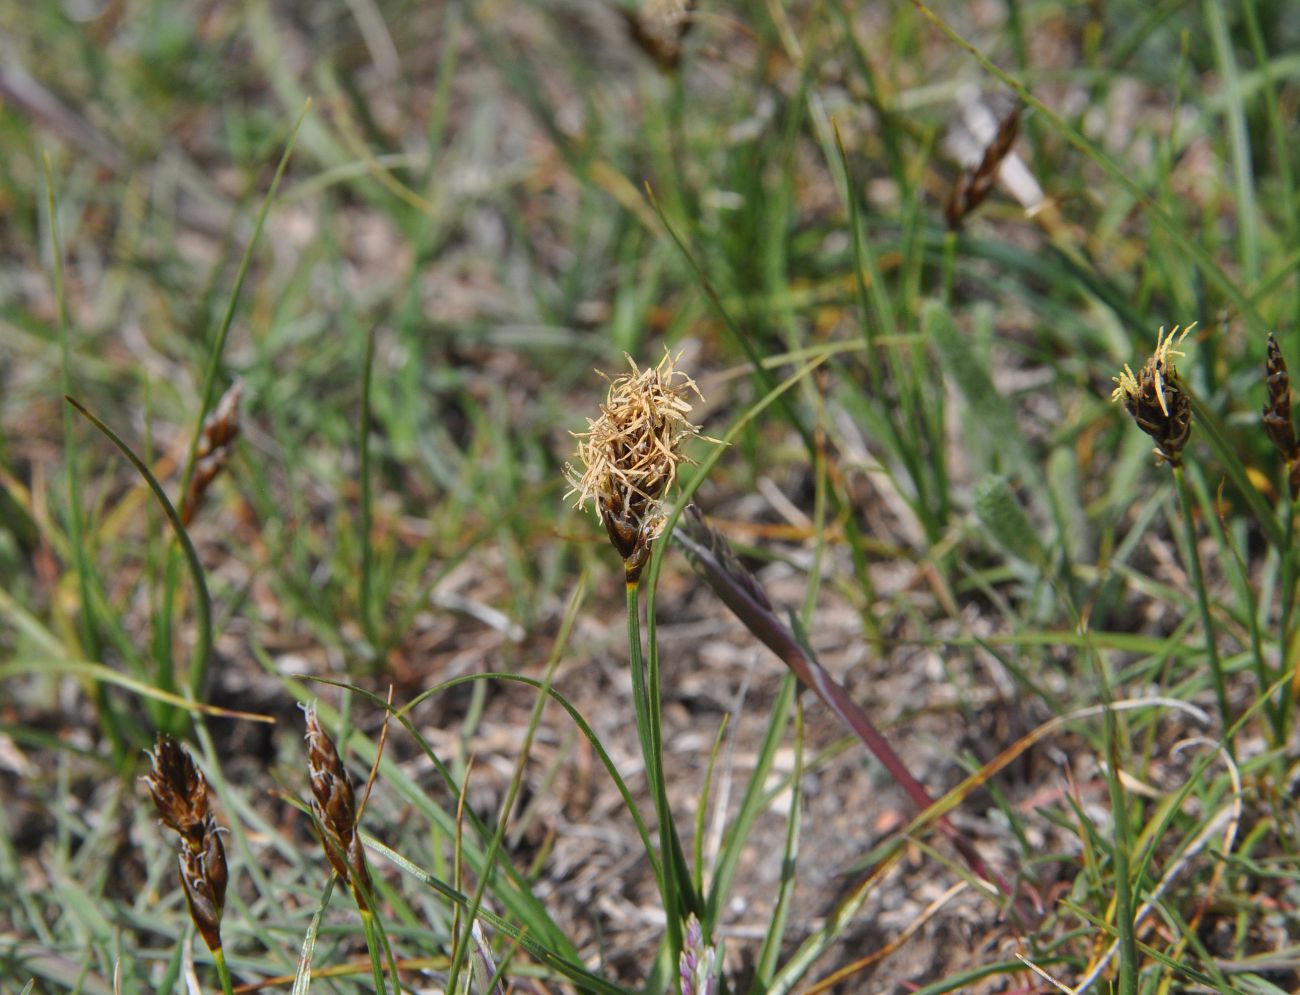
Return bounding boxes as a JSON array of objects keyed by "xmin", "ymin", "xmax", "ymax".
[{"xmin": 674, "ymin": 506, "xmax": 1019, "ymax": 910}]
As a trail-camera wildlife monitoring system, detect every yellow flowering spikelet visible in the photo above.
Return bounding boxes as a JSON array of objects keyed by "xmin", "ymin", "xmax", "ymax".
[
  {"xmin": 1111, "ymin": 323, "xmax": 1196, "ymax": 467},
  {"xmin": 566, "ymin": 351, "xmax": 705, "ymax": 581}
]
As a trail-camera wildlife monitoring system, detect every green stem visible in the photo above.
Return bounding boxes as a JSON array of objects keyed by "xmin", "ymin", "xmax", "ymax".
[
  {"xmin": 359, "ymin": 325, "xmax": 379, "ymax": 659},
  {"xmin": 1104, "ymin": 709, "xmax": 1139, "ymax": 995},
  {"xmin": 212, "ymin": 946, "xmax": 235, "ymax": 995},
  {"xmin": 359, "ymin": 909, "xmax": 390, "ymax": 995},
  {"xmin": 626, "ymin": 579, "xmax": 683, "ymax": 986},
  {"xmin": 1274, "ymin": 497, "xmax": 1295, "ymax": 742},
  {"xmin": 1173, "ymin": 466, "xmax": 1231, "ymax": 748}
]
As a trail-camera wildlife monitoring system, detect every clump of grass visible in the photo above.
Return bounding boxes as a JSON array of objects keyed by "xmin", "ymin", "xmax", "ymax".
[
  {"xmin": 565, "ymin": 349, "xmax": 713, "ymax": 980},
  {"xmin": 1113, "ymin": 323, "xmax": 1234, "ymax": 756},
  {"xmin": 143, "ymin": 735, "xmax": 233, "ymax": 995}
]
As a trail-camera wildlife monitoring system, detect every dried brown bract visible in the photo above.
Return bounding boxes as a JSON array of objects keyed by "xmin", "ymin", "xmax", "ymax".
[
  {"xmin": 565, "ymin": 351, "xmax": 707, "ymax": 582},
  {"xmin": 1262, "ymin": 332, "xmax": 1300, "ymax": 497},
  {"xmin": 182, "ymin": 378, "xmax": 242, "ymax": 526},
  {"xmin": 1111, "ymin": 323, "xmax": 1196, "ymax": 467},
  {"xmin": 303, "ymin": 703, "xmax": 373, "ymax": 909},
  {"xmin": 678, "ymin": 504, "xmax": 773, "ymax": 614},
  {"xmin": 144, "ymin": 735, "xmax": 228, "ymax": 952},
  {"xmin": 946, "ymin": 104, "xmax": 1020, "ymax": 229}
]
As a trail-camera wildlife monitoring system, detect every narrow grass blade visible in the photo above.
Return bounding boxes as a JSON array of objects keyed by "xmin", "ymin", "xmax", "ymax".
[
  {"xmin": 752, "ymin": 700, "xmax": 803, "ymax": 993},
  {"xmin": 0, "ymin": 659, "xmax": 272, "ymax": 724},
  {"xmin": 179, "ymin": 99, "xmax": 309, "ymax": 509},
  {"xmin": 1186, "ymin": 392, "xmax": 1284, "ymax": 550},
  {"xmin": 1104, "ymin": 708, "xmax": 1139, "ymax": 995},
  {"xmin": 65, "ymin": 396, "xmax": 214, "ymax": 705},
  {"xmin": 359, "ymin": 324, "xmax": 379, "ymax": 652},
  {"xmin": 291, "ymin": 876, "xmax": 337, "ymax": 995},
  {"xmin": 674, "ymin": 512, "xmax": 1007, "ymax": 899},
  {"xmin": 1205, "ymin": 0, "xmax": 1259, "ymax": 288},
  {"xmin": 45, "ymin": 155, "xmax": 120, "ymax": 757}
]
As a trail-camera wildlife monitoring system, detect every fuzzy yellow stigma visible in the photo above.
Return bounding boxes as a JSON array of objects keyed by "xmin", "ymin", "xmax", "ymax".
[{"xmin": 1111, "ymin": 323, "xmax": 1197, "ymax": 466}]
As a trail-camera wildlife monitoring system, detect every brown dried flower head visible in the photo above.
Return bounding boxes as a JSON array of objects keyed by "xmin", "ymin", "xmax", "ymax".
[
  {"xmin": 182, "ymin": 378, "xmax": 243, "ymax": 527},
  {"xmin": 1111, "ymin": 323, "xmax": 1196, "ymax": 467},
  {"xmin": 303, "ymin": 703, "xmax": 373, "ymax": 909},
  {"xmin": 1262, "ymin": 332, "xmax": 1300, "ymax": 498},
  {"xmin": 623, "ymin": 0, "xmax": 696, "ymax": 72},
  {"xmin": 145, "ymin": 733, "xmax": 211, "ymax": 847},
  {"xmin": 144, "ymin": 735, "xmax": 228, "ymax": 951},
  {"xmin": 946, "ymin": 104, "xmax": 1020, "ymax": 230},
  {"xmin": 1263, "ymin": 333, "xmax": 1298, "ymax": 458},
  {"xmin": 565, "ymin": 351, "xmax": 705, "ymax": 582}
]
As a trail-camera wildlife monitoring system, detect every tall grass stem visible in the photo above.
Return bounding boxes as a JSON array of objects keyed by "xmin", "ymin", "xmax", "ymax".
[
  {"xmin": 1172, "ymin": 466, "xmax": 1230, "ymax": 747},
  {"xmin": 626, "ymin": 579, "xmax": 683, "ymax": 982},
  {"xmin": 212, "ymin": 946, "xmax": 235, "ymax": 995}
]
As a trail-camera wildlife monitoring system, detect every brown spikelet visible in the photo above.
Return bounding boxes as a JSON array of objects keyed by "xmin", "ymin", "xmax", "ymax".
[
  {"xmin": 144, "ymin": 736, "xmax": 227, "ymax": 952},
  {"xmin": 565, "ymin": 351, "xmax": 708, "ymax": 582},
  {"xmin": 1111, "ymin": 324, "xmax": 1196, "ymax": 468},
  {"xmin": 946, "ymin": 104, "xmax": 1020, "ymax": 229},
  {"xmin": 303, "ymin": 703, "xmax": 373, "ymax": 910},
  {"xmin": 1262, "ymin": 333, "xmax": 1300, "ymax": 497},
  {"xmin": 623, "ymin": 0, "xmax": 696, "ymax": 72},
  {"xmin": 182, "ymin": 379, "xmax": 243, "ymax": 527}
]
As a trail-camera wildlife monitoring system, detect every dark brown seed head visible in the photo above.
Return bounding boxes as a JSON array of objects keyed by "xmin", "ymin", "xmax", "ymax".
[
  {"xmin": 1263, "ymin": 333, "xmax": 1298, "ymax": 463},
  {"xmin": 182, "ymin": 379, "xmax": 243, "ymax": 527},
  {"xmin": 947, "ymin": 105, "xmax": 1020, "ymax": 229},
  {"xmin": 303, "ymin": 704, "xmax": 372, "ymax": 908},
  {"xmin": 144, "ymin": 736, "xmax": 226, "ymax": 951},
  {"xmin": 144, "ymin": 734, "xmax": 211, "ymax": 851},
  {"xmin": 177, "ymin": 815, "xmax": 228, "ymax": 951},
  {"xmin": 623, "ymin": 0, "xmax": 696, "ymax": 72},
  {"xmin": 1111, "ymin": 324, "xmax": 1196, "ymax": 467}
]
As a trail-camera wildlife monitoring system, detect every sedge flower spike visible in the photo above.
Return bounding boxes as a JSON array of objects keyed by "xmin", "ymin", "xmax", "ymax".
[
  {"xmin": 143, "ymin": 736, "xmax": 228, "ymax": 953},
  {"xmin": 1111, "ymin": 323, "xmax": 1196, "ymax": 467},
  {"xmin": 566, "ymin": 350, "xmax": 706, "ymax": 582},
  {"xmin": 303, "ymin": 703, "xmax": 374, "ymax": 910},
  {"xmin": 1262, "ymin": 332, "xmax": 1300, "ymax": 499}
]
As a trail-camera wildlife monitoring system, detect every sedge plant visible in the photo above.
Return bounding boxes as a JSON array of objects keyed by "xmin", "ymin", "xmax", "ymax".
[{"xmin": 565, "ymin": 350, "xmax": 712, "ymax": 985}]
